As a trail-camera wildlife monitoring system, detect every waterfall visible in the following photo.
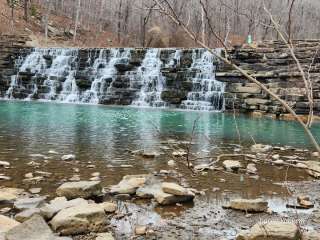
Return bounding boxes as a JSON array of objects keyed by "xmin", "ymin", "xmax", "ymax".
[
  {"xmin": 81, "ymin": 48, "xmax": 131, "ymax": 104},
  {"xmin": 180, "ymin": 49, "xmax": 225, "ymax": 111},
  {"xmin": 4, "ymin": 47, "xmax": 225, "ymax": 112},
  {"xmin": 131, "ymin": 49, "xmax": 167, "ymax": 107}
]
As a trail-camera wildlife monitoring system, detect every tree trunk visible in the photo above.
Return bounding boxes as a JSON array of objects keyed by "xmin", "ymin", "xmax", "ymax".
[
  {"xmin": 73, "ymin": 0, "xmax": 81, "ymax": 42},
  {"xmin": 24, "ymin": 0, "xmax": 28, "ymax": 22}
]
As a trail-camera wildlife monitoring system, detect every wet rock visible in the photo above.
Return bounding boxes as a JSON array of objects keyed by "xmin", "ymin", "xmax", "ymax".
[
  {"xmin": 56, "ymin": 181, "xmax": 102, "ymax": 200},
  {"xmin": 96, "ymin": 232, "xmax": 114, "ymax": 240},
  {"xmin": 0, "ymin": 161, "xmax": 10, "ymax": 167},
  {"xmin": 297, "ymin": 196, "xmax": 314, "ymax": 209},
  {"xmin": 61, "ymin": 154, "xmax": 75, "ymax": 161},
  {"xmin": 172, "ymin": 150, "xmax": 187, "ymax": 157},
  {"xmin": 110, "ymin": 175, "xmax": 148, "ymax": 195},
  {"xmin": 135, "ymin": 225, "xmax": 147, "ymax": 235},
  {"xmin": 29, "ymin": 188, "xmax": 42, "ymax": 194},
  {"xmin": 99, "ymin": 202, "xmax": 117, "ymax": 213},
  {"xmin": 305, "ymin": 161, "xmax": 320, "ymax": 178},
  {"xmin": 114, "ymin": 194, "xmax": 131, "ymax": 200},
  {"xmin": 141, "ymin": 151, "xmax": 160, "ymax": 158},
  {"xmin": 15, "ymin": 208, "xmax": 41, "ymax": 222},
  {"xmin": 302, "ymin": 230, "xmax": 320, "ymax": 240},
  {"xmin": 154, "ymin": 189, "xmax": 194, "ymax": 205},
  {"xmin": 136, "ymin": 182, "xmax": 161, "ymax": 199},
  {"xmin": 223, "ymin": 160, "xmax": 241, "ymax": 171},
  {"xmin": 272, "ymin": 154, "xmax": 280, "ymax": 160},
  {"xmin": 246, "ymin": 163, "xmax": 257, "ymax": 174},
  {"xmin": 250, "ymin": 144, "xmax": 272, "ymax": 153},
  {"xmin": 14, "ymin": 197, "xmax": 46, "ymax": 210},
  {"xmin": 162, "ymin": 182, "xmax": 189, "ymax": 196},
  {"xmin": 0, "ymin": 215, "xmax": 20, "ymax": 233},
  {"xmin": 226, "ymin": 198, "xmax": 268, "ymax": 213},
  {"xmin": 0, "ymin": 188, "xmax": 25, "ymax": 203},
  {"xmin": 50, "ymin": 203, "xmax": 108, "ymax": 235},
  {"xmin": 312, "ymin": 152, "xmax": 320, "ymax": 157},
  {"xmin": 236, "ymin": 221, "xmax": 300, "ymax": 240},
  {"xmin": 0, "ymin": 175, "xmax": 11, "ymax": 181},
  {"xmin": 167, "ymin": 160, "xmax": 176, "ymax": 166},
  {"xmin": 91, "ymin": 172, "xmax": 100, "ymax": 177},
  {"xmin": 24, "ymin": 173, "xmax": 33, "ymax": 179},
  {"xmin": 69, "ymin": 175, "xmax": 80, "ymax": 181},
  {"xmin": 5, "ymin": 215, "xmax": 69, "ymax": 240},
  {"xmin": 40, "ymin": 197, "xmax": 88, "ymax": 220}
]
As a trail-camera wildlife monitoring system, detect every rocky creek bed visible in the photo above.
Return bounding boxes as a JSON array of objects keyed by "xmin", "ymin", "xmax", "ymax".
[{"xmin": 1, "ymin": 141, "xmax": 320, "ymax": 240}]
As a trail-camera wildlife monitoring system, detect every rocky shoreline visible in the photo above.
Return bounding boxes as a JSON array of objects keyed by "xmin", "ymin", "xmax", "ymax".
[{"xmin": 1, "ymin": 142, "xmax": 320, "ymax": 239}]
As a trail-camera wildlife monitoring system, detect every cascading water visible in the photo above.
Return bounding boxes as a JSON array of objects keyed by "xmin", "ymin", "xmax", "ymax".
[
  {"xmin": 82, "ymin": 48, "xmax": 131, "ymax": 104},
  {"xmin": 180, "ymin": 49, "xmax": 225, "ymax": 111},
  {"xmin": 4, "ymin": 47, "xmax": 225, "ymax": 112},
  {"xmin": 131, "ymin": 49, "xmax": 167, "ymax": 107}
]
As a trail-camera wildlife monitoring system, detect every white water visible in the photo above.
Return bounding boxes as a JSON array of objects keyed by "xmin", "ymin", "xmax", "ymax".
[
  {"xmin": 131, "ymin": 49, "xmax": 167, "ymax": 107},
  {"xmin": 81, "ymin": 49, "xmax": 131, "ymax": 104},
  {"xmin": 181, "ymin": 49, "xmax": 225, "ymax": 111},
  {"xmin": 5, "ymin": 47, "xmax": 225, "ymax": 111}
]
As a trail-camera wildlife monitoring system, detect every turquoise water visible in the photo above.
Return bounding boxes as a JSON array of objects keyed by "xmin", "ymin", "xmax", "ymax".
[{"xmin": 0, "ymin": 101, "xmax": 319, "ymax": 164}]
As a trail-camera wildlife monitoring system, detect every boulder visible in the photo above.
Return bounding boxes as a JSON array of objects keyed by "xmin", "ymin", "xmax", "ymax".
[
  {"xmin": 15, "ymin": 208, "xmax": 41, "ymax": 222},
  {"xmin": 227, "ymin": 198, "xmax": 268, "ymax": 213},
  {"xmin": 5, "ymin": 215, "xmax": 69, "ymax": 240},
  {"xmin": 136, "ymin": 182, "xmax": 161, "ymax": 199},
  {"xmin": 154, "ymin": 189, "xmax": 194, "ymax": 205},
  {"xmin": 236, "ymin": 221, "xmax": 301, "ymax": 240},
  {"xmin": 305, "ymin": 161, "xmax": 320, "ymax": 178},
  {"xmin": 0, "ymin": 215, "xmax": 20, "ymax": 233},
  {"xmin": 223, "ymin": 160, "xmax": 241, "ymax": 171},
  {"xmin": 56, "ymin": 181, "xmax": 102, "ymax": 199},
  {"xmin": 110, "ymin": 175, "xmax": 148, "ymax": 195},
  {"xmin": 0, "ymin": 188, "xmax": 25, "ymax": 203},
  {"xmin": 50, "ymin": 203, "xmax": 108, "ymax": 235},
  {"xmin": 162, "ymin": 182, "xmax": 189, "ymax": 196},
  {"xmin": 250, "ymin": 144, "xmax": 272, "ymax": 153},
  {"xmin": 14, "ymin": 197, "xmax": 46, "ymax": 210},
  {"xmin": 40, "ymin": 197, "xmax": 88, "ymax": 220}
]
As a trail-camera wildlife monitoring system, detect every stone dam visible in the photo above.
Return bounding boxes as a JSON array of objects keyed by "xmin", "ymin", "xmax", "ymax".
[{"xmin": 0, "ymin": 34, "xmax": 319, "ymax": 116}]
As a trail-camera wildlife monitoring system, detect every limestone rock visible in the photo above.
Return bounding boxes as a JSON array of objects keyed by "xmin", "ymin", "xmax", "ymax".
[
  {"xmin": 246, "ymin": 163, "xmax": 257, "ymax": 174},
  {"xmin": 96, "ymin": 233, "xmax": 114, "ymax": 240},
  {"xmin": 223, "ymin": 160, "xmax": 241, "ymax": 171},
  {"xmin": 0, "ymin": 188, "xmax": 25, "ymax": 203},
  {"xmin": 99, "ymin": 202, "xmax": 117, "ymax": 213},
  {"xmin": 236, "ymin": 221, "xmax": 301, "ymax": 240},
  {"xmin": 0, "ymin": 215, "xmax": 20, "ymax": 234},
  {"xmin": 14, "ymin": 197, "xmax": 46, "ymax": 210},
  {"xmin": 15, "ymin": 208, "xmax": 41, "ymax": 222},
  {"xmin": 250, "ymin": 144, "xmax": 272, "ymax": 153},
  {"xmin": 154, "ymin": 189, "xmax": 194, "ymax": 205},
  {"xmin": 305, "ymin": 161, "xmax": 320, "ymax": 178},
  {"xmin": 110, "ymin": 175, "xmax": 148, "ymax": 195},
  {"xmin": 61, "ymin": 154, "xmax": 75, "ymax": 161},
  {"xmin": 228, "ymin": 198, "xmax": 268, "ymax": 212},
  {"xmin": 302, "ymin": 230, "xmax": 320, "ymax": 240},
  {"xmin": 5, "ymin": 215, "xmax": 68, "ymax": 240},
  {"xmin": 56, "ymin": 181, "xmax": 102, "ymax": 199},
  {"xmin": 40, "ymin": 197, "xmax": 88, "ymax": 220},
  {"xmin": 135, "ymin": 225, "xmax": 147, "ymax": 235},
  {"xmin": 0, "ymin": 161, "xmax": 10, "ymax": 167},
  {"xmin": 162, "ymin": 182, "xmax": 189, "ymax": 196},
  {"xmin": 50, "ymin": 203, "xmax": 108, "ymax": 235}
]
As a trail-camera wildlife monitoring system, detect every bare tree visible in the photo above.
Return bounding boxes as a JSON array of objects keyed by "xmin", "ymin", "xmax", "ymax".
[
  {"xmin": 73, "ymin": 0, "xmax": 81, "ymax": 42},
  {"xmin": 151, "ymin": 0, "xmax": 320, "ymax": 154}
]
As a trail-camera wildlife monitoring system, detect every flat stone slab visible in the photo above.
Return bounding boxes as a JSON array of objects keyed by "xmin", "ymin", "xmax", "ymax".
[
  {"xmin": 50, "ymin": 203, "xmax": 108, "ymax": 235},
  {"xmin": 162, "ymin": 182, "xmax": 189, "ymax": 196},
  {"xmin": 236, "ymin": 221, "xmax": 301, "ymax": 240},
  {"xmin": 0, "ymin": 188, "xmax": 25, "ymax": 203},
  {"xmin": 14, "ymin": 197, "xmax": 46, "ymax": 210},
  {"xmin": 0, "ymin": 215, "xmax": 20, "ymax": 234},
  {"xmin": 226, "ymin": 198, "xmax": 268, "ymax": 213},
  {"xmin": 56, "ymin": 181, "xmax": 102, "ymax": 200},
  {"xmin": 40, "ymin": 197, "xmax": 88, "ymax": 220}
]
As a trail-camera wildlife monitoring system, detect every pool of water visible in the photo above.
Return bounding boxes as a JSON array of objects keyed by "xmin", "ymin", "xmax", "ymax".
[{"xmin": 0, "ymin": 101, "xmax": 319, "ymax": 157}]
